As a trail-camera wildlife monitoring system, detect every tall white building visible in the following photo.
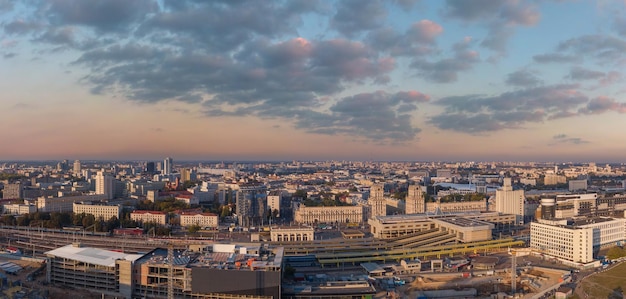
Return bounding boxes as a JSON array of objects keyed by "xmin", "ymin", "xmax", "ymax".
[
  {"xmin": 95, "ymin": 171, "xmax": 114, "ymax": 200},
  {"xmin": 73, "ymin": 160, "xmax": 81, "ymax": 176},
  {"xmin": 495, "ymin": 178, "xmax": 525, "ymax": 225},
  {"xmin": 405, "ymin": 185, "xmax": 425, "ymax": 214},
  {"xmin": 369, "ymin": 184, "xmax": 386, "ymax": 219},
  {"xmin": 163, "ymin": 157, "xmax": 173, "ymax": 175}
]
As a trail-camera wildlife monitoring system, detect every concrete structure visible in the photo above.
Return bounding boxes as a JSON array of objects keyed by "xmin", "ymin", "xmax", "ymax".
[
  {"xmin": 368, "ymin": 184, "xmax": 386, "ymax": 218},
  {"xmin": 267, "ymin": 191, "xmax": 281, "ymax": 217},
  {"xmin": 163, "ymin": 157, "xmax": 173, "ymax": 175},
  {"xmin": 270, "ymin": 226, "xmax": 314, "ymax": 242},
  {"xmin": 130, "ymin": 210, "xmax": 167, "ymax": 225},
  {"xmin": 568, "ymin": 179, "xmax": 588, "ymax": 191},
  {"xmin": 293, "ymin": 204, "xmax": 363, "ymax": 225},
  {"xmin": 236, "ymin": 184, "xmax": 267, "ymax": 227},
  {"xmin": 530, "ymin": 217, "xmax": 626, "ymax": 264},
  {"xmin": 554, "ymin": 194, "xmax": 597, "ymax": 218},
  {"xmin": 95, "ymin": 171, "xmax": 114, "ymax": 200},
  {"xmin": 179, "ymin": 212, "xmax": 218, "ymax": 228},
  {"xmin": 495, "ymin": 178, "xmax": 525, "ymax": 225},
  {"xmin": 37, "ymin": 194, "xmax": 106, "ymax": 213},
  {"xmin": 45, "ymin": 243, "xmax": 143, "ymax": 299},
  {"xmin": 73, "ymin": 160, "xmax": 81, "ymax": 176},
  {"xmin": 405, "ymin": 185, "xmax": 425, "ymax": 214},
  {"xmin": 430, "ymin": 217, "xmax": 494, "ymax": 242},
  {"xmin": 2, "ymin": 203, "xmax": 37, "ymax": 215},
  {"xmin": 2, "ymin": 182, "xmax": 23, "ymax": 199},
  {"xmin": 73, "ymin": 202, "xmax": 121, "ymax": 220}
]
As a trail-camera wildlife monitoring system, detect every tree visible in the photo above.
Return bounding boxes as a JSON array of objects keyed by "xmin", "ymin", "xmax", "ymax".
[
  {"xmin": 188, "ymin": 224, "xmax": 201, "ymax": 233},
  {"xmin": 293, "ymin": 190, "xmax": 308, "ymax": 200},
  {"xmin": 606, "ymin": 246, "xmax": 626, "ymax": 260}
]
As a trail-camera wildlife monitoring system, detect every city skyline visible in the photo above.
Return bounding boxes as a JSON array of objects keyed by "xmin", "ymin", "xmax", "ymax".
[{"xmin": 2, "ymin": 1, "xmax": 626, "ymax": 162}]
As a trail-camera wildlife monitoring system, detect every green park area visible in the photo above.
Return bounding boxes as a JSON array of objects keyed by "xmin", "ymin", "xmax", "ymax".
[{"xmin": 575, "ymin": 262, "xmax": 626, "ymax": 299}]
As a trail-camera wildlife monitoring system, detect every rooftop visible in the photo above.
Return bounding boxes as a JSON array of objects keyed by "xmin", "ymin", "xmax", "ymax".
[{"xmin": 45, "ymin": 243, "xmax": 144, "ymax": 267}]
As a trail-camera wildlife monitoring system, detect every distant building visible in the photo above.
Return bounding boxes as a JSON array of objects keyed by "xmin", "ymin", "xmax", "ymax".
[
  {"xmin": 163, "ymin": 157, "xmax": 173, "ymax": 175},
  {"xmin": 95, "ymin": 171, "xmax": 114, "ymax": 200},
  {"xmin": 270, "ymin": 226, "xmax": 314, "ymax": 242},
  {"xmin": 73, "ymin": 202, "xmax": 121, "ymax": 220},
  {"xmin": 179, "ymin": 212, "xmax": 218, "ymax": 228},
  {"xmin": 130, "ymin": 210, "xmax": 167, "ymax": 225},
  {"xmin": 368, "ymin": 184, "xmax": 386, "ymax": 218},
  {"xmin": 2, "ymin": 203, "xmax": 36, "ymax": 215},
  {"xmin": 568, "ymin": 179, "xmax": 588, "ymax": 191},
  {"xmin": 405, "ymin": 185, "xmax": 425, "ymax": 214},
  {"xmin": 2, "ymin": 182, "xmax": 23, "ymax": 199},
  {"xmin": 267, "ymin": 191, "xmax": 282, "ymax": 217},
  {"xmin": 37, "ymin": 194, "xmax": 106, "ymax": 213},
  {"xmin": 495, "ymin": 178, "xmax": 525, "ymax": 225},
  {"xmin": 293, "ymin": 204, "xmax": 363, "ymax": 225},
  {"xmin": 145, "ymin": 161, "xmax": 155, "ymax": 174},
  {"xmin": 73, "ymin": 160, "xmax": 81, "ymax": 176},
  {"xmin": 236, "ymin": 185, "xmax": 267, "ymax": 227}
]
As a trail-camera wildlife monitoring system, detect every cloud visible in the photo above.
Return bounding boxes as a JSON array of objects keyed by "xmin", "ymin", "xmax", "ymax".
[
  {"xmin": 532, "ymin": 53, "xmax": 579, "ymax": 63},
  {"xmin": 410, "ymin": 37, "xmax": 479, "ymax": 83},
  {"xmin": 366, "ymin": 19, "xmax": 443, "ymax": 57},
  {"xmin": 506, "ymin": 69, "xmax": 543, "ymax": 87},
  {"xmin": 429, "ymin": 84, "xmax": 589, "ymax": 133},
  {"xmin": 578, "ymin": 96, "xmax": 626, "ymax": 114},
  {"xmin": 330, "ymin": 0, "xmax": 387, "ymax": 37},
  {"xmin": 551, "ymin": 134, "xmax": 590, "ymax": 145},
  {"xmin": 567, "ymin": 67, "xmax": 605, "ymax": 80},
  {"xmin": 442, "ymin": 0, "xmax": 540, "ymax": 56},
  {"xmin": 294, "ymin": 90, "xmax": 429, "ymax": 142},
  {"xmin": 534, "ymin": 34, "xmax": 626, "ymax": 65}
]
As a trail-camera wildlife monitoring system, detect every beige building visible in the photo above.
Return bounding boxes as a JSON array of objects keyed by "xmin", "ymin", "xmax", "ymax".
[
  {"xmin": 179, "ymin": 212, "xmax": 218, "ymax": 228},
  {"xmin": 531, "ymin": 217, "xmax": 626, "ymax": 264},
  {"xmin": 368, "ymin": 184, "xmax": 386, "ymax": 218},
  {"xmin": 495, "ymin": 178, "xmax": 525, "ymax": 225},
  {"xmin": 2, "ymin": 203, "xmax": 37, "ymax": 215},
  {"xmin": 405, "ymin": 185, "xmax": 425, "ymax": 214},
  {"xmin": 130, "ymin": 210, "xmax": 167, "ymax": 225},
  {"xmin": 73, "ymin": 202, "xmax": 121, "ymax": 220},
  {"xmin": 294, "ymin": 204, "xmax": 363, "ymax": 225},
  {"xmin": 270, "ymin": 226, "xmax": 314, "ymax": 242},
  {"xmin": 37, "ymin": 194, "xmax": 106, "ymax": 213},
  {"xmin": 427, "ymin": 200, "xmax": 487, "ymax": 214}
]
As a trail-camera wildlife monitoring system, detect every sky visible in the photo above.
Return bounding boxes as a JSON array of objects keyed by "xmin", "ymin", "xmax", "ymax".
[{"xmin": 1, "ymin": 0, "xmax": 626, "ymax": 162}]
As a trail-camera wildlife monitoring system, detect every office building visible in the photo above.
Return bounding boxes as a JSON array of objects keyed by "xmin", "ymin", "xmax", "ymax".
[
  {"xmin": 145, "ymin": 161, "xmax": 155, "ymax": 174},
  {"xmin": 179, "ymin": 212, "xmax": 218, "ymax": 228},
  {"xmin": 95, "ymin": 171, "xmax": 114, "ymax": 200},
  {"xmin": 293, "ymin": 204, "xmax": 363, "ymax": 225},
  {"xmin": 236, "ymin": 184, "xmax": 267, "ymax": 227},
  {"xmin": 2, "ymin": 182, "xmax": 23, "ymax": 199},
  {"xmin": 73, "ymin": 160, "xmax": 81, "ymax": 176},
  {"xmin": 73, "ymin": 202, "xmax": 121, "ymax": 220},
  {"xmin": 568, "ymin": 179, "xmax": 588, "ymax": 191},
  {"xmin": 130, "ymin": 210, "xmax": 167, "ymax": 225},
  {"xmin": 163, "ymin": 157, "xmax": 173, "ymax": 175},
  {"xmin": 530, "ymin": 217, "xmax": 626, "ymax": 264},
  {"xmin": 495, "ymin": 178, "xmax": 525, "ymax": 225}
]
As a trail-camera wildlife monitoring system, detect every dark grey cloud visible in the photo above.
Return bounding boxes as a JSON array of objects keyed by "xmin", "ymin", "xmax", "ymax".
[
  {"xmin": 366, "ymin": 19, "xmax": 443, "ymax": 57},
  {"xmin": 429, "ymin": 84, "xmax": 588, "ymax": 133},
  {"xmin": 410, "ymin": 37, "xmax": 479, "ymax": 83},
  {"xmin": 567, "ymin": 67, "xmax": 605, "ymax": 80},
  {"xmin": 3, "ymin": 20, "xmax": 43, "ymax": 34},
  {"xmin": 330, "ymin": 0, "xmax": 387, "ymax": 37},
  {"xmin": 506, "ymin": 69, "xmax": 542, "ymax": 87},
  {"xmin": 578, "ymin": 96, "xmax": 626, "ymax": 115},
  {"xmin": 533, "ymin": 53, "xmax": 579, "ymax": 63},
  {"xmin": 43, "ymin": 0, "xmax": 157, "ymax": 32},
  {"xmin": 2, "ymin": 52, "xmax": 16, "ymax": 59},
  {"xmin": 442, "ymin": 0, "xmax": 540, "ymax": 56},
  {"xmin": 551, "ymin": 134, "xmax": 589, "ymax": 145},
  {"xmin": 294, "ymin": 91, "xmax": 429, "ymax": 142},
  {"xmin": 614, "ymin": 16, "xmax": 626, "ymax": 36}
]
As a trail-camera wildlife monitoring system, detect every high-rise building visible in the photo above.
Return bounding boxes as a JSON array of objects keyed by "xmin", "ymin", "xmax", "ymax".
[
  {"xmin": 495, "ymin": 178, "xmax": 525, "ymax": 225},
  {"xmin": 163, "ymin": 157, "xmax": 173, "ymax": 175},
  {"xmin": 145, "ymin": 162, "xmax": 155, "ymax": 174},
  {"xmin": 73, "ymin": 160, "xmax": 81, "ymax": 176},
  {"xmin": 368, "ymin": 184, "xmax": 386, "ymax": 219},
  {"xmin": 236, "ymin": 185, "xmax": 267, "ymax": 227},
  {"xmin": 95, "ymin": 171, "xmax": 114, "ymax": 200},
  {"xmin": 405, "ymin": 185, "xmax": 425, "ymax": 214},
  {"xmin": 180, "ymin": 168, "xmax": 197, "ymax": 182},
  {"xmin": 2, "ymin": 182, "xmax": 23, "ymax": 199}
]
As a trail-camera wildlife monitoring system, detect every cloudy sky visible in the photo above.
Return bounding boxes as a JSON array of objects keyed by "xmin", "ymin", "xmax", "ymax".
[{"xmin": 1, "ymin": 0, "xmax": 626, "ymax": 162}]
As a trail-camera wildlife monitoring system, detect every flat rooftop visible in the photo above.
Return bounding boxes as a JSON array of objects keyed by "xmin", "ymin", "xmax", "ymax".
[{"xmin": 45, "ymin": 244, "xmax": 144, "ymax": 267}]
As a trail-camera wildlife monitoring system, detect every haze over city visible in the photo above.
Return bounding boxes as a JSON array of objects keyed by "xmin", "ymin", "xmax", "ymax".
[{"xmin": 1, "ymin": 0, "xmax": 626, "ymax": 162}]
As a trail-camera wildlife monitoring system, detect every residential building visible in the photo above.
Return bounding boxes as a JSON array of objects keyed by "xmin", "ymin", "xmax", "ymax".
[
  {"xmin": 73, "ymin": 160, "xmax": 81, "ymax": 176},
  {"xmin": 179, "ymin": 212, "xmax": 218, "ymax": 228},
  {"xmin": 293, "ymin": 204, "xmax": 363, "ymax": 225},
  {"xmin": 95, "ymin": 171, "xmax": 114, "ymax": 200},
  {"xmin": 130, "ymin": 210, "xmax": 167, "ymax": 225},
  {"xmin": 37, "ymin": 194, "xmax": 106, "ymax": 213},
  {"xmin": 163, "ymin": 157, "xmax": 173, "ymax": 175},
  {"xmin": 73, "ymin": 202, "xmax": 121, "ymax": 220},
  {"xmin": 2, "ymin": 203, "xmax": 37, "ymax": 215},
  {"xmin": 2, "ymin": 182, "xmax": 23, "ymax": 199},
  {"xmin": 236, "ymin": 184, "xmax": 267, "ymax": 227},
  {"xmin": 568, "ymin": 179, "xmax": 588, "ymax": 191}
]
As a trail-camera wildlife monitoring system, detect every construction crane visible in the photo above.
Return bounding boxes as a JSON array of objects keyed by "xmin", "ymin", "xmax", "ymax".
[
  {"xmin": 508, "ymin": 248, "xmax": 517, "ymax": 294},
  {"xmin": 168, "ymin": 242, "xmax": 174, "ymax": 299}
]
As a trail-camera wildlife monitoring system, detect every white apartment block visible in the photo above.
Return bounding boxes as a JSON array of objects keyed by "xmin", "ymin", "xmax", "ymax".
[
  {"xmin": 495, "ymin": 178, "xmax": 525, "ymax": 225},
  {"xmin": 130, "ymin": 210, "xmax": 167, "ymax": 225},
  {"xmin": 179, "ymin": 212, "xmax": 218, "ymax": 228},
  {"xmin": 3, "ymin": 204, "xmax": 37, "ymax": 215},
  {"xmin": 95, "ymin": 171, "xmax": 114, "ymax": 200},
  {"xmin": 37, "ymin": 195, "xmax": 106, "ymax": 213},
  {"xmin": 73, "ymin": 203, "xmax": 121, "ymax": 220},
  {"xmin": 530, "ymin": 217, "xmax": 626, "ymax": 264}
]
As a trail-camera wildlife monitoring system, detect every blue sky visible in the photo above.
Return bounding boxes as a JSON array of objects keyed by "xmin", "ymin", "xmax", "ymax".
[{"xmin": 1, "ymin": 0, "xmax": 626, "ymax": 162}]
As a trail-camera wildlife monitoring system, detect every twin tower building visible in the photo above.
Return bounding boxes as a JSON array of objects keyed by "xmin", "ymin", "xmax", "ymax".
[{"xmin": 368, "ymin": 184, "xmax": 425, "ymax": 218}]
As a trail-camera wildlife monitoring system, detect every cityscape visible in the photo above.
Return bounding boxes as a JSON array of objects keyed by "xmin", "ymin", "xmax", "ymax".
[
  {"xmin": 0, "ymin": 159, "xmax": 625, "ymax": 298},
  {"xmin": 3, "ymin": 0, "xmax": 626, "ymax": 298}
]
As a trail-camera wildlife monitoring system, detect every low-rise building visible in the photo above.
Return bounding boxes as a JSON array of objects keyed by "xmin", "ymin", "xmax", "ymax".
[
  {"xmin": 73, "ymin": 202, "xmax": 121, "ymax": 220},
  {"xmin": 2, "ymin": 203, "xmax": 37, "ymax": 215},
  {"xmin": 293, "ymin": 204, "xmax": 363, "ymax": 225},
  {"xmin": 179, "ymin": 212, "xmax": 218, "ymax": 228},
  {"xmin": 269, "ymin": 226, "xmax": 314, "ymax": 242},
  {"xmin": 130, "ymin": 210, "xmax": 167, "ymax": 225}
]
